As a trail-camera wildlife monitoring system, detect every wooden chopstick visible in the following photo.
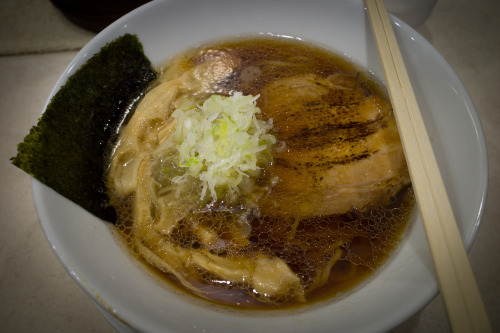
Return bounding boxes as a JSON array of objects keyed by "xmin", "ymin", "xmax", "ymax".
[{"xmin": 364, "ymin": 0, "xmax": 491, "ymax": 332}]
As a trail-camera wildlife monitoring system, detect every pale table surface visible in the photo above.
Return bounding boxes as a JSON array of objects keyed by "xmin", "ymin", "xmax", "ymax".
[{"xmin": 1, "ymin": 0, "xmax": 499, "ymax": 332}]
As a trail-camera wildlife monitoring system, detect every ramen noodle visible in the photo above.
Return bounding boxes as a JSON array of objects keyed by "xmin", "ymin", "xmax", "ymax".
[{"xmin": 107, "ymin": 37, "xmax": 414, "ymax": 308}]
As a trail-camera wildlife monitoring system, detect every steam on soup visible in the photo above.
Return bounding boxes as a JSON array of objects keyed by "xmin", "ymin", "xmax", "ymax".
[{"xmin": 107, "ymin": 36, "xmax": 414, "ymax": 308}]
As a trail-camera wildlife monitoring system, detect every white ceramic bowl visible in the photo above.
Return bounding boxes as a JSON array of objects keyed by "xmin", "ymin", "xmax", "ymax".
[{"xmin": 32, "ymin": 0, "xmax": 488, "ymax": 332}]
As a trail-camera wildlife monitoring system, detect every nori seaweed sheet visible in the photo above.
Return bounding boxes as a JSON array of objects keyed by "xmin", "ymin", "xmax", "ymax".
[{"xmin": 11, "ymin": 34, "xmax": 157, "ymax": 222}]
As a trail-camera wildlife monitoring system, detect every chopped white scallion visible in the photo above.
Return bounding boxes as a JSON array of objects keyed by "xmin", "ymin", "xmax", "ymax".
[{"xmin": 171, "ymin": 92, "xmax": 276, "ymax": 203}]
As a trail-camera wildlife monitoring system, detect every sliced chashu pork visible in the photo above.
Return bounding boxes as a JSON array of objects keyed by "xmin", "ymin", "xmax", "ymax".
[{"xmin": 258, "ymin": 73, "xmax": 410, "ymax": 217}]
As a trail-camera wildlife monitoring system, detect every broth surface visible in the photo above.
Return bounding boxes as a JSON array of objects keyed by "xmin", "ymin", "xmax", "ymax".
[{"xmin": 108, "ymin": 36, "xmax": 414, "ymax": 309}]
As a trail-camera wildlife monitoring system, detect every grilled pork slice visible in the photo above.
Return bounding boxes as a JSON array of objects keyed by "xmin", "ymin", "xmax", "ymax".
[{"xmin": 258, "ymin": 73, "xmax": 410, "ymax": 217}]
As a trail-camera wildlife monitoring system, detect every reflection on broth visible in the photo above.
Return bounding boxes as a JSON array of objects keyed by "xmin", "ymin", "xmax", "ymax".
[{"xmin": 107, "ymin": 36, "xmax": 414, "ymax": 308}]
